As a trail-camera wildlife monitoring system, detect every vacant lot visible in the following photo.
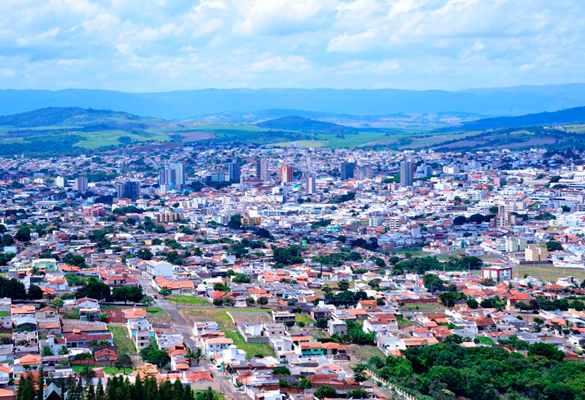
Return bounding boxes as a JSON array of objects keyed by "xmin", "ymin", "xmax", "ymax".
[
  {"xmin": 347, "ymin": 344, "xmax": 385, "ymax": 363},
  {"xmin": 146, "ymin": 307, "xmax": 172, "ymax": 324},
  {"xmin": 231, "ymin": 311, "xmax": 273, "ymax": 325},
  {"xmin": 185, "ymin": 308, "xmax": 268, "ymax": 328},
  {"xmin": 170, "ymin": 295, "xmax": 210, "ymax": 305},
  {"xmin": 108, "ymin": 325, "xmax": 136, "ymax": 354},
  {"xmin": 223, "ymin": 329, "xmax": 276, "ymax": 358}
]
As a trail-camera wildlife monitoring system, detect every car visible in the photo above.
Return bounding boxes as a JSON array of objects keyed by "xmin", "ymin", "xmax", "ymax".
[{"xmin": 153, "ymin": 294, "xmax": 158, "ymax": 299}]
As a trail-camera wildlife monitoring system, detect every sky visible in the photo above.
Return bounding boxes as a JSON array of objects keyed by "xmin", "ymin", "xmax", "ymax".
[{"xmin": 0, "ymin": 0, "xmax": 584, "ymax": 92}]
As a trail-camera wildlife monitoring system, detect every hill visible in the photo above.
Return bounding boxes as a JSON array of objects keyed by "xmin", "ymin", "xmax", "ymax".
[
  {"xmin": 1, "ymin": 84, "xmax": 585, "ymax": 119},
  {"xmin": 255, "ymin": 116, "xmax": 355, "ymax": 134},
  {"xmin": 0, "ymin": 107, "xmax": 161, "ymax": 129},
  {"xmin": 458, "ymin": 106, "xmax": 585, "ymax": 130}
]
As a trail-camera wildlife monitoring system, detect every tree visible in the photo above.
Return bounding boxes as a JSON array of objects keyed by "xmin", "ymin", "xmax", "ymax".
[
  {"xmin": 453, "ymin": 216, "xmax": 467, "ymax": 225},
  {"xmin": 338, "ymin": 279, "xmax": 350, "ymax": 291},
  {"xmin": 41, "ymin": 346, "xmax": 54, "ymax": 356},
  {"xmin": 15, "ymin": 226, "xmax": 31, "ymax": 242},
  {"xmin": 315, "ymin": 385, "xmax": 338, "ymax": 399},
  {"xmin": 347, "ymin": 389, "xmax": 368, "ymax": 399},
  {"xmin": 528, "ymin": 342, "xmax": 565, "ymax": 362},
  {"xmin": 245, "ymin": 297, "xmax": 255, "ymax": 306},
  {"xmin": 75, "ymin": 278, "xmax": 111, "ymax": 301},
  {"xmin": 439, "ymin": 292, "xmax": 462, "ymax": 307},
  {"xmin": 114, "ymin": 353, "xmax": 133, "ymax": 373},
  {"xmin": 466, "ymin": 299, "xmax": 479, "ymax": 309},
  {"xmin": 423, "ymin": 274, "xmax": 444, "ymax": 292},
  {"xmin": 284, "ymin": 321, "xmax": 295, "ymax": 329},
  {"xmin": 159, "ymin": 288, "xmax": 171, "ymax": 298},
  {"xmin": 545, "ymin": 241, "xmax": 563, "ymax": 252},
  {"xmin": 272, "ymin": 366, "xmax": 291, "ymax": 375},
  {"xmin": 186, "ymin": 346, "xmax": 204, "ymax": 366},
  {"xmin": 27, "ymin": 284, "xmax": 43, "ymax": 300},
  {"xmin": 63, "ymin": 253, "xmax": 87, "ymax": 268},
  {"xmin": 213, "ymin": 298, "xmax": 223, "ymax": 307},
  {"xmin": 232, "ymin": 273, "xmax": 251, "ymax": 283},
  {"xmin": 257, "ymin": 297, "xmax": 268, "ymax": 306},
  {"xmin": 316, "ymin": 319, "xmax": 328, "ymax": 329},
  {"xmin": 52, "ymin": 298, "xmax": 64, "ymax": 312}
]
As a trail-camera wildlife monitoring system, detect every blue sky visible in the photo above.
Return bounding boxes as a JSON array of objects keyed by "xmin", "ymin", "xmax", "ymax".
[{"xmin": 0, "ymin": 0, "xmax": 583, "ymax": 92}]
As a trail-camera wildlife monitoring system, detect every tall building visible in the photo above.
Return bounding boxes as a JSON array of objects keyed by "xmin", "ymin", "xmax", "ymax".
[
  {"xmin": 55, "ymin": 177, "xmax": 65, "ymax": 188},
  {"xmin": 159, "ymin": 162, "xmax": 185, "ymax": 189},
  {"xmin": 256, "ymin": 158, "xmax": 268, "ymax": 182},
  {"xmin": 74, "ymin": 177, "xmax": 88, "ymax": 193},
  {"xmin": 340, "ymin": 162, "xmax": 356, "ymax": 180},
  {"xmin": 117, "ymin": 181, "xmax": 141, "ymax": 199},
  {"xmin": 281, "ymin": 164, "xmax": 293, "ymax": 184},
  {"xmin": 400, "ymin": 160, "xmax": 413, "ymax": 187},
  {"xmin": 357, "ymin": 166, "xmax": 373, "ymax": 180},
  {"xmin": 228, "ymin": 161, "xmax": 241, "ymax": 182},
  {"xmin": 306, "ymin": 175, "xmax": 316, "ymax": 194}
]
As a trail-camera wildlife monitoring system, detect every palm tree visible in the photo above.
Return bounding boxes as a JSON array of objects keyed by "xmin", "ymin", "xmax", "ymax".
[{"xmin": 186, "ymin": 346, "xmax": 204, "ymax": 366}]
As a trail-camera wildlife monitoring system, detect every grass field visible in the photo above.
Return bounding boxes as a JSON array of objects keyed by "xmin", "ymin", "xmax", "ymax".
[
  {"xmin": 475, "ymin": 336, "xmax": 495, "ymax": 345},
  {"xmin": 171, "ymin": 295, "xmax": 210, "ymax": 305},
  {"xmin": 513, "ymin": 265, "xmax": 585, "ymax": 282},
  {"xmin": 222, "ymin": 329, "xmax": 276, "ymax": 357},
  {"xmin": 296, "ymin": 314, "xmax": 315, "ymax": 325},
  {"xmin": 185, "ymin": 308, "xmax": 267, "ymax": 328},
  {"xmin": 401, "ymin": 303, "xmax": 444, "ymax": 311},
  {"xmin": 108, "ymin": 325, "xmax": 136, "ymax": 354},
  {"xmin": 72, "ymin": 365, "xmax": 135, "ymax": 375},
  {"xmin": 193, "ymin": 390, "xmax": 226, "ymax": 400},
  {"xmin": 347, "ymin": 344, "xmax": 385, "ymax": 363},
  {"xmin": 146, "ymin": 307, "xmax": 172, "ymax": 324}
]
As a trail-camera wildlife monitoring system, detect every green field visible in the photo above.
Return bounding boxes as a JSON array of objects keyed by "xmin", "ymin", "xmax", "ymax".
[
  {"xmin": 222, "ymin": 329, "xmax": 276, "ymax": 357},
  {"xmin": 108, "ymin": 325, "xmax": 136, "ymax": 354},
  {"xmin": 146, "ymin": 307, "xmax": 172, "ymax": 324},
  {"xmin": 514, "ymin": 265, "xmax": 585, "ymax": 282},
  {"xmin": 185, "ymin": 308, "xmax": 267, "ymax": 328},
  {"xmin": 171, "ymin": 295, "xmax": 210, "ymax": 305},
  {"xmin": 295, "ymin": 314, "xmax": 315, "ymax": 325}
]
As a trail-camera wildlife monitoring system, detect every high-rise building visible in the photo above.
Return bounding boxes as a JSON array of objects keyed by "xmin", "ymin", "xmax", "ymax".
[
  {"xmin": 159, "ymin": 163, "xmax": 185, "ymax": 189},
  {"xmin": 306, "ymin": 175, "xmax": 316, "ymax": 194},
  {"xmin": 340, "ymin": 162, "xmax": 356, "ymax": 180},
  {"xmin": 55, "ymin": 177, "xmax": 65, "ymax": 188},
  {"xmin": 260, "ymin": 158, "xmax": 269, "ymax": 181},
  {"xmin": 74, "ymin": 177, "xmax": 88, "ymax": 193},
  {"xmin": 117, "ymin": 181, "xmax": 141, "ymax": 199},
  {"xmin": 228, "ymin": 161, "xmax": 241, "ymax": 182},
  {"xmin": 400, "ymin": 160, "xmax": 413, "ymax": 187},
  {"xmin": 281, "ymin": 164, "xmax": 293, "ymax": 184},
  {"xmin": 357, "ymin": 166, "xmax": 374, "ymax": 180}
]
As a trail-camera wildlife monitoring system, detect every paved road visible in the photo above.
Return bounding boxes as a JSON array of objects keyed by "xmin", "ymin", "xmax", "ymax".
[{"xmin": 132, "ymin": 272, "xmax": 246, "ymax": 400}]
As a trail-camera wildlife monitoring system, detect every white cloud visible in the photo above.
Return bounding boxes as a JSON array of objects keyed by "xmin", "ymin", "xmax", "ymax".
[{"xmin": 0, "ymin": 0, "xmax": 583, "ymax": 91}]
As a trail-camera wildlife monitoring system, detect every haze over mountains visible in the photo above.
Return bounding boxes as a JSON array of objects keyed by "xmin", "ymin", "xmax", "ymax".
[{"xmin": 1, "ymin": 83, "xmax": 585, "ymax": 121}]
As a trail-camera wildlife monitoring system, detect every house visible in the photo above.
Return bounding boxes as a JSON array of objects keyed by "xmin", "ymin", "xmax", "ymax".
[
  {"xmin": 363, "ymin": 315, "xmax": 398, "ymax": 336},
  {"xmin": 271, "ymin": 311, "xmax": 295, "ymax": 324},
  {"xmin": 0, "ymin": 365, "xmax": 10, "ymax": 388},
  {"xmin": 328, "ymin": 319, "xmax": 347, "ymax": 336},
  {"xmin": 311, "ymin": 307, "xmax": 332, "ymax": 321},
  {"xmin": 92, "ymin": 347, "xmax": 118, "ymax": 364},
  {"xmin": 298, "ymin": 341, "xmax": 324, "ymax": 357},
  {"xmin": 202, "ymin": 337, "xmax": 233, "ymax": 357}
]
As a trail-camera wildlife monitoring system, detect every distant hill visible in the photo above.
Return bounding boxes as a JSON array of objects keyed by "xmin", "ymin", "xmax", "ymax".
[
  {"xmin": 255, "ymin": 116, "xmax": 355, "ymax": 133},
  {"xmin": 0, "ymin": 107, "xmax": 160, "ymax": 129},
  {"xmin": 459, "ymin": 106, "xmax": 585, "ymax": 130},
  {"xmin": 1, "ymin": 84, "xmax": 585, "ymax": 119}
]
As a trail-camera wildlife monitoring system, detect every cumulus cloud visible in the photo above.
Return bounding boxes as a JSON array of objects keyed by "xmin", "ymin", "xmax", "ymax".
[{"xmin": 0, "ymin": 0, "xmax": 582, "ymax": 90}]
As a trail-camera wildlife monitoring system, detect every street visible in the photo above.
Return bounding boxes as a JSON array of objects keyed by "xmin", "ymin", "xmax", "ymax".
[{"xmin": 132, "ymin": 271, "xmax": 247, "ymax": 400}]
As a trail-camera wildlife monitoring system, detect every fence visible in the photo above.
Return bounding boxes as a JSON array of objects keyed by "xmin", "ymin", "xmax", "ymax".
[{"xmin": 364, "ymin": 369, "xmax": 421, "ymax": 400}]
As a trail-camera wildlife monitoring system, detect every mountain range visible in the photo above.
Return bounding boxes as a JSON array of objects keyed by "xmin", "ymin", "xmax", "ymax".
[
  {"xmin": 1, "ymin": 83, "xmax": 585, "ymax": 120},
  {"xmin": 456, "ymin": 106, "xmax": 585, "ymax": 130}
]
